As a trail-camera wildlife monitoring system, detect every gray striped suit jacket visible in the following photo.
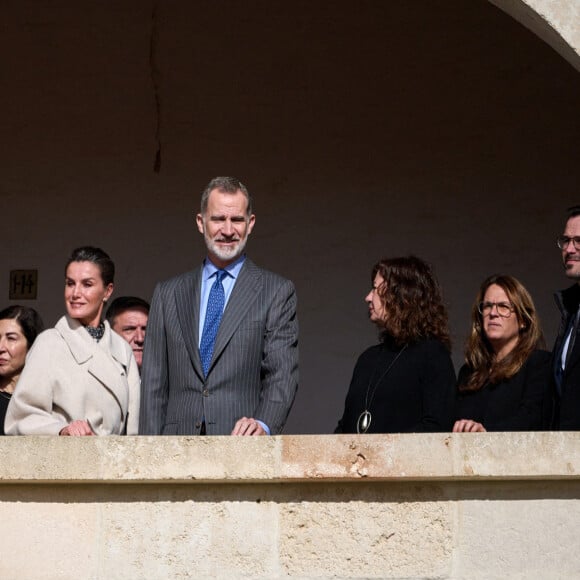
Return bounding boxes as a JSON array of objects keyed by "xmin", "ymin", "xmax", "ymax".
[{"xmin": 139, "ymin": 258, "xmax": 299, "ymax": 435}]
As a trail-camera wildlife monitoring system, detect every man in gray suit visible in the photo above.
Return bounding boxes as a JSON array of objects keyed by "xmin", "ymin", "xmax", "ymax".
[{"xmin": 139, "ymin": 177, "xmax": 299, "ymax": 435}]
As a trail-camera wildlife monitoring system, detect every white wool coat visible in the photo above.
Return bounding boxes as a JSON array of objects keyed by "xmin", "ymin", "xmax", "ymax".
[{"xmin": 5, "ymin": 315, "xmax": 140, "ymax": 435}]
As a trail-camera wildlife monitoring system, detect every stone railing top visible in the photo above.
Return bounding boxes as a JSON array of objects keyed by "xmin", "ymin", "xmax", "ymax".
[{"xmin": 1, "ymin": 432, "xmax": 579, "ymax": 484}]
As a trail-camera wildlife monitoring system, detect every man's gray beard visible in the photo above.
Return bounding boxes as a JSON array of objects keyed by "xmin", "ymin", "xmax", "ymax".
[{"xmin": 205, "ymin": 234, "xmax": 248, "ymax": 263}]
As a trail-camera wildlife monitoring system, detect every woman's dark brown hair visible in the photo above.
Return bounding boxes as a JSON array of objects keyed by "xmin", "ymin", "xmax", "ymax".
[
  {"xmin": 459, "ymin": 274, "xmax": 544, "ymax": 392},
  {"xmin": 372, "ymin": 255, "xmax": 451, "ymax": 350},
  {"xmin": 0, "ymin": 305, "xmax": 44, "ymax": 348},
  {"xmin": 65, "ymin": 246, "xmax": 115, "ymax": 286}
]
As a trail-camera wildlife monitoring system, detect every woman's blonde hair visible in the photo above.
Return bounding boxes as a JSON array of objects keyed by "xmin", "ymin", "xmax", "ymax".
[{"xmin": 460, "ymin": 274, "xmax": 544, "ymax": 392}]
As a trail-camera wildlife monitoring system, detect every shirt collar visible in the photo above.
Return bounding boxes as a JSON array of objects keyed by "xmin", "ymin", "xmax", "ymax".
[{"xmin": 203, "ymin": 254, "xmax": 246, "ymax": 280}]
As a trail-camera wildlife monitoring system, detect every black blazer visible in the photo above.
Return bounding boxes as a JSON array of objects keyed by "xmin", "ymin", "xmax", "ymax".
[
  {"xmin": 454, "ymin": 350, "xmax": 552, "ymax": 431},
  {"xmin": 552, "ymin": 285, "xmax": 580, "ymax": 429},
  {"xmin": 335, "ymin": 338, "xmax": 456, "ymax": 434}
]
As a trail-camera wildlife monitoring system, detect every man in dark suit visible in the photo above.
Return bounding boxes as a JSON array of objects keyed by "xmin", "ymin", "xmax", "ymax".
[
  {"xmin": 139, "ymin": 177, "xmax": 299, "ymax": 435},
  {"xmin": 553, "ymin": 205, "xmax": 580, "ymax": 429}
]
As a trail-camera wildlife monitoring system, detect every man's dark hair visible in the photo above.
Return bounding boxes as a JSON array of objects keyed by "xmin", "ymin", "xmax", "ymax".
[
  {"xmin": 566, "ymin": 205, "xmax": 580, "ymax": 219},
  {"xmin": 106, "ymin": 296, "xmax": 150, "ymax": 326}
]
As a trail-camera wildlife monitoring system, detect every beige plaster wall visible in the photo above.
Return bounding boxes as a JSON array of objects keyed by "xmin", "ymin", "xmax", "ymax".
[
  {"xmin": 1, "ymin": 433, "xmax": 580, "ymax": 579},
  {"xmin": 491, "ymin": 0, "xmax": 580, "ymax": 70},
  {"xmin": 1, "ymin": 1, "xmax": 580, "ymax": 433}
]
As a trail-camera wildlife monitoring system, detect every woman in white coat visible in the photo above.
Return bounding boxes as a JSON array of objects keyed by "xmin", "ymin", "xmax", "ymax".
[{"xmin": 5, "ymin": 247, "xmax": 140, "ymax": 436}]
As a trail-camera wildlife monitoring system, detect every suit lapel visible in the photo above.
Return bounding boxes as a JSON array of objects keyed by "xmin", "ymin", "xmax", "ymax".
[
  {"xmin": 175, "ymin": 268, "xmax": 203, "ymax": 376},
  {"xmin": 559, "ymin": 287, "xmax": 580, "ymax": 376},
  {"xmin": 208, "ymin": 259, "xmax": 262, "ymax": 374},
  {"xmin": 566, "ymin": 331, "xmax": 580, "ymax": 376}
]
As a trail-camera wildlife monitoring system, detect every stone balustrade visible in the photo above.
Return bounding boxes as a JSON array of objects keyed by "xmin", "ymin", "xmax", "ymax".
[{"xmin": 1, "ymin": 432, "xmax": 579, "ymax": 578}]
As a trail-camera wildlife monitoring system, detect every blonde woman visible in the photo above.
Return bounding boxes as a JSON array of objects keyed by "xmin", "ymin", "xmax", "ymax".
[{"xmin": 453, "ymin": 274, "xmax": 551, "ymax": 432}]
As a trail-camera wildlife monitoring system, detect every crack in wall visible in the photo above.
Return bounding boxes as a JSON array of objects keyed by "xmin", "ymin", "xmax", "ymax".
[{"xmin": 149, "ymin": 0, "xmax": 161, "ymax": 173}]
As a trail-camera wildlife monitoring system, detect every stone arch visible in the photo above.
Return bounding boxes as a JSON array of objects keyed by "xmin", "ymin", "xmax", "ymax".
[{"xmin": 490, "ymin": 0, "xmax": 580, "ymax": 72}]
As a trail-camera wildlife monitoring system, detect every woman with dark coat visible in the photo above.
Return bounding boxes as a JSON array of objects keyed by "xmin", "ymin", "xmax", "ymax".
[
  {"xmin": 453, "ymin": 274, "xmax": 551, "ymax": 432},
  {"xmin": 335, "ymin": 256, "xmax": 456, "ymax": 434}
]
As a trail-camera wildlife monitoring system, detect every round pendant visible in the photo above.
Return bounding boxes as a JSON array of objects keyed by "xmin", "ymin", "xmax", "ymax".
[{"xmin": 357, "ymin": 410, "xmax": 372, "ymax": 434}]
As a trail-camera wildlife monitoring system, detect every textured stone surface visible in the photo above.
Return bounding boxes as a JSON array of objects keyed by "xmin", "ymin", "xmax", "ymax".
[
  {"xmin": 491, "ymin": 0, "xmax": 580, "ymax": 70},
  {"xmin": 279, "ymin": 483, "xmax": 453, "ymax": 578},
  {"xmin": 0, "ymin": 436, "xmax": 282, "ymax": 482},
  {"xmin": 1, "ymin": 434, "xmax": 580, "ymax": 578},
  {"xmin": 3, "ymin": 432, "xmax": 580, "ymax": 483},
  {"xmin": 451, "ymin": 481, "xmax": 580, "ymax": 578}
]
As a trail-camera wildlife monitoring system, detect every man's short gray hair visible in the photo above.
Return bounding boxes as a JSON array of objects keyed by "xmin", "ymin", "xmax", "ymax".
[{"xmin": 200, "ymin": 176, "xmax": 253, "ymax": 216}]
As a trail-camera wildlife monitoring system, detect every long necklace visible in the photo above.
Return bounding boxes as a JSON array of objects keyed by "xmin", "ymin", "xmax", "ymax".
[{"xmin": 357, "ymin": 344, "xmax": 408, "ymax": 434}]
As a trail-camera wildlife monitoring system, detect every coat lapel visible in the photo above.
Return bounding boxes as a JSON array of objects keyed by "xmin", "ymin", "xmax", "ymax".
[
  {"xmin": 88, "ymin": 323, "xmax": 130, "ymax": 418},
  {"xmin": 208, "ymin": 259, "xmax": 262, "ymax": 375},
  {"xmin": 56, "ymin": 317, "xmax": 129, "ymax": 421},
  {"xmin": 175, "ymin": 268, "xmax": 203, "ymax": 377}
]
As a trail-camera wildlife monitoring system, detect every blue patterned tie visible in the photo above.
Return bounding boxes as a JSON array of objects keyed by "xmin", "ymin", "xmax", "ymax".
[{"xmin": 200, "ymin": 270, "xmax": 227, "ymax": 376}]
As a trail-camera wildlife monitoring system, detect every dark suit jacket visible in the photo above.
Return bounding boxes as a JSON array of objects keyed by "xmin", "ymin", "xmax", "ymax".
[
  {"xmin": 454, "ymin": 350, "xmax": 552, "ymax": 431},
  {"xmin": 552, "ymin": 284, "xmax": 580, "ymax": 429},
  {"xmin": 139, "ymin": 258, "xmax": 299, "ymax": 435},
  {"xmin": 335, "ymin": 338, "xmax": 456, "ymax": 434}
]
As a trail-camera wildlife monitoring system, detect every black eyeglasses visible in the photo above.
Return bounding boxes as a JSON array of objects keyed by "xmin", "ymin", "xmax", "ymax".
[
  {"xmin": 557, "ymin": 236, "xmax": 580, "ymax": 250},
  {"xmin": 478, "ymin": 301, "xmax": 514, "ymax": 317}
]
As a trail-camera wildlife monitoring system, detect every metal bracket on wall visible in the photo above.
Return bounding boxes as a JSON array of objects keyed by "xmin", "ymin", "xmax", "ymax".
[{"xmin": 9, "ymin": 270, "xmax": 38, "ymax": 300}]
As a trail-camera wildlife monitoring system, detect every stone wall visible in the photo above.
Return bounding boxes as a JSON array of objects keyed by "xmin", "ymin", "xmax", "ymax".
[
  {"xmin": 1, "ymin": 433, "xmax": 579, "ymax": 578},
  {"xmin": 491, "ymin": 0, "xmax": 580, "ymax": 71}
]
